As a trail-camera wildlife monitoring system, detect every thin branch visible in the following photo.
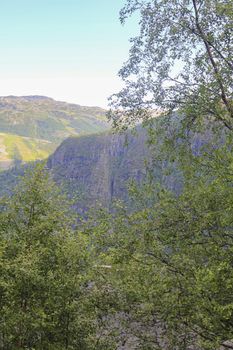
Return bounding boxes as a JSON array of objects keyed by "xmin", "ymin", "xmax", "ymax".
[{"xmin": 192, "ymin": 0, "xmax": 233, "ymax": 119}]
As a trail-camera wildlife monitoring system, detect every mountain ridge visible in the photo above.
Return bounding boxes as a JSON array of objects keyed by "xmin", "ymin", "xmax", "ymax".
[{"xmin": 0, "ymin": 95, "xmax": 110, "ymax": 170}]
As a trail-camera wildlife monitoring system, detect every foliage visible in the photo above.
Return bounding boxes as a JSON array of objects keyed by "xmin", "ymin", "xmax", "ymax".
[
  {"xmin": 0, "ymin": 1, "xmax": 232, "ymax": 348},
  {"xmin": 109, "ymin": 0, "xmax": 233, "ymax": 131},
  {"xmin": 106, "ymin": 2, "xmax": 233, "ymax": 343},
  {"xmin": 90, "ymin": 147, "xmax": 233, "ymax": 349},
  {"xmin": 0, "ymin": 163, "xmax": 119, "ymax": 349}
]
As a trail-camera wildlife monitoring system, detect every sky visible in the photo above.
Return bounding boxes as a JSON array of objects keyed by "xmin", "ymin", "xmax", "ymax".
[{"xmin": 0, "ymin": 0, "xmax": 138, "ymax": 107}]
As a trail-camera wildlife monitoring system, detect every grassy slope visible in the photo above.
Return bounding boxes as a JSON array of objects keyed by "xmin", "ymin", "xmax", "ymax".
[
  {"xmin": 0, "ymin": 96, "xmax": 109, "ymax": 170},
  {"xmin": 0, "ymin": 132, "xmax": 55, "ymax": 170},
  {"xmin": 0, "ymin": 96, "xmax": 108, "ymax": 142}
]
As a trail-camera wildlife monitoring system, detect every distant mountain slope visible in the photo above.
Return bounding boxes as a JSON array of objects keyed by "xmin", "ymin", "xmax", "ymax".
[
  {"xmin": 0, "ymin": 132, "xmax": 55, "ymax": 170},
  {"xmin": 47, "ymin": 129, "xmax": 159, "ymax": 212},
  {"xmin": 0, "ymin": 96, "xmax": 109, "ymax": 169}
]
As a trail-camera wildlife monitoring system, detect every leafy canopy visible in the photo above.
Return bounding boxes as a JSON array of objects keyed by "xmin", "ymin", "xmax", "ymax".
[{"xmin": 109, "ymin": 0, "xmax": 233, "ymax": 130}]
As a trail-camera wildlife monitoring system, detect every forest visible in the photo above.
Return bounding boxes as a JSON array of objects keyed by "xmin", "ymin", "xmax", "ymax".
[{"xmin": 0, "ymin": 0, "xmax": 233, "ymax": 349}]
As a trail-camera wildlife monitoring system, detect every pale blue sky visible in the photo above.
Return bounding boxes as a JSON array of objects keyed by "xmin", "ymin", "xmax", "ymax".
[{"xmin": 0, "ymin": 0, "xmax": 138, "ymax": 107}]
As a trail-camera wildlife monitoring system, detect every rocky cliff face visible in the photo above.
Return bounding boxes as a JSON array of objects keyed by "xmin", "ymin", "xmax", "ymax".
[{"xmin": 47, "ymin": 130, "xmax": 151, "ymax": 211}]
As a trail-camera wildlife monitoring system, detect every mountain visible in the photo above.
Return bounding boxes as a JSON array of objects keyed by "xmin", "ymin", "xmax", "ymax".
[
  {"xmin": 0, "ymin": 124, "xmax": 179, "ymax": 212},
  {"xmin": 42, "ymin": 117, "xmax": 221, "ymax": 212},
  {"xmin": 47, "ymin": 130, "xmax": 150, "ymax": 212},
  {"xmin": 0, "ymin": 96, "xmax": 109, "ymax": 170},
  {"xmin": 0, "ymin": 128, "xmax": 150, "ymax": 208},
  {"xmin": 0, "ymin": 114, "xmax": 216, "ymax": 212}
]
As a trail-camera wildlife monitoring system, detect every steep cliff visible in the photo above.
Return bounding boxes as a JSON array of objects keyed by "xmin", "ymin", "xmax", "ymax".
[{"xmin": 47, "ymin": 130, "xmax": 151, "ymax": 211}]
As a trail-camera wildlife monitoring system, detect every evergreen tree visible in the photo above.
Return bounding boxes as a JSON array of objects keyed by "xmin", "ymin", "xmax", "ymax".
[{"xmin": 0, "ymin": 164, "xmax": 110, "ymax": 349}]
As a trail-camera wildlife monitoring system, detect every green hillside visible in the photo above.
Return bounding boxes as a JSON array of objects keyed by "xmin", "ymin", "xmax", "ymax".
[
  {"xmin": 0, "ymin": 96, "xmax": 109, "ymax": 170},
  {"xmin": 0, "ymin": 132, "xmax": 55, "ymax": 170}
]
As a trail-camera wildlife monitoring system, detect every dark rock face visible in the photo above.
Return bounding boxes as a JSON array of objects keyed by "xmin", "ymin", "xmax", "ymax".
[{"xmin": 47, "ymin": 130, "xmax": 150, "ymax": 211}]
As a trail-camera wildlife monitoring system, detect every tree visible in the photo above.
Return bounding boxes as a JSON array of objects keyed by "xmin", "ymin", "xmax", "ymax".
[
  {"xmin": 0, "ymin": 164, "xmax": 116, "ymax": 349},
  {"xmin": 109, "ymin": 0, "xmax": 233, "ymax": 131},
  {"xmin": 91, "ymin": 152, "xmax": 233, "ymax": 349},
  {"xmin": 103, "ymin": 2, "xmax": 233, "ymax": 348}
]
